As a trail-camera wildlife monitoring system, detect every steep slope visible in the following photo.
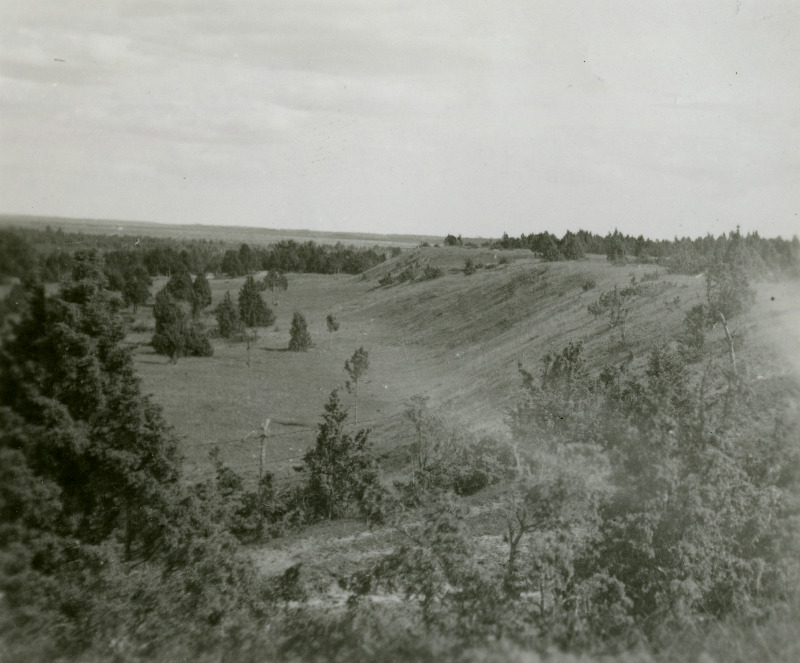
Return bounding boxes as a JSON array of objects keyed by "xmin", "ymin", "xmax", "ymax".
[{"xmin": 361, "ymin": 250, "xmax": 707, "ymax": 427}]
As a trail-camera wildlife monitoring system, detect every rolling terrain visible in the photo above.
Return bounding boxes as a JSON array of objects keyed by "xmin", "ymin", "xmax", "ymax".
[{"xmin": 129, "ymin": 246, "xmax": 796, "ymax": 491}]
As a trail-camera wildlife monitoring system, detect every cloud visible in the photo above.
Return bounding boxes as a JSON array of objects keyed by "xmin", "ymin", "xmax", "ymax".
[{"xmin": 0, "ymin": 0, "xmax": 798, "ymax": 238}]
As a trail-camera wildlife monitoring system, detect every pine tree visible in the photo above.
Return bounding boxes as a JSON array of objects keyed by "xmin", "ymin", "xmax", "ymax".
[
  {"xmin": 164, "ymin": 267, "xmax": 195, "ymax": 303},
  {"xmin": 0, "ymin": 254, "xmax": 182, "ymax": 552},
  {"xmin": 238, "ymin": 275, "xmax": 275, "ymax": 327},
  {"xmin": 192, "ymin": 272, "xmax": 212, "ymax": 313},
  {"xmin": 541, "ymin": 234, "xmax": 564, "ymax": 262},
  {"xmin": 0, "ymin": 254, "xmax": 269, "ymax": 657},
  {"xmin": 560, "ymin": 232, "xmax": 585, "ymax": 260},
  {"xmin": 302, "ymin": 389, "xmax": 373, "ymax": 519},
  {"xmin": 606, "ymin": 229, "xmax": 627, "ymax": 264},
  {"xmin": 215, "ymin": 291, "xmax": 244, "ymax": 339},
  {"xmin": 288, "ymin": 312, "xmax": 312, "ymax": 351},
  {"xmin": 152, "ymin": 288, "xmax": 212, "ymax": 361},
  {"xmin": 122, "ymin": 265, "xmax": 152, "ymax": 312},
  {"xmin": 221, "ymin": 249, "xmax": 244, "ymax": 277}
]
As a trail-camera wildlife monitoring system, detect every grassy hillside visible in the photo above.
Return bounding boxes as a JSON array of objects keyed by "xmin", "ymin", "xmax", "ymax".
[{"xmin": 129, "ymin": 247, "xmax": 796, "ymax": 492}]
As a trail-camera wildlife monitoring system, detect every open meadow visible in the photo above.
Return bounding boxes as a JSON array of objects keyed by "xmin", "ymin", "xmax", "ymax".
[{"xmin": 127, "ymin": 242, "xmax": 800, "ymax": 501}]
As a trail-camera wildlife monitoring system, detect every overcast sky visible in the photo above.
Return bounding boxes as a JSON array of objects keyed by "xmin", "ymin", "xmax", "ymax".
[{"xmin": 1, "ymin": 1, "xmax": 798, "ymax": 239}]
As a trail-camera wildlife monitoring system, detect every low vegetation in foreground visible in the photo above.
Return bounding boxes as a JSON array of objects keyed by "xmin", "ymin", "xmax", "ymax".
[{"xmin": 0, "ymin": 227, "xmax": 799, "ymax": 662}]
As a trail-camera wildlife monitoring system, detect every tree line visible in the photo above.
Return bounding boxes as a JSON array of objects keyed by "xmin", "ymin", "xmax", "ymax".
[
  {"xmin": 491, "ymin": 226, "xmax": 800, "ymax": 276},
  {"xmin": 0, "ymin": 226, "xmax": 387, "ymax": 283}
]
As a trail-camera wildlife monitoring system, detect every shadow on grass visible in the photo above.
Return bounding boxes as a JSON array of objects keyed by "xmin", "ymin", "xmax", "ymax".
[
  {"xmin": 272, "ymin": 419, "xmax": 311, "ymax": 428},
  {"xmin": 263, "ymin": 347, "xmax": 290, "ymax": 353}
]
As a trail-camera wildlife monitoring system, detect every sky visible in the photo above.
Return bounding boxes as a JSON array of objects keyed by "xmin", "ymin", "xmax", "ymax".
[{"xmin": 1, "ymin": 0, "xmax": 798, "ymax": 240}]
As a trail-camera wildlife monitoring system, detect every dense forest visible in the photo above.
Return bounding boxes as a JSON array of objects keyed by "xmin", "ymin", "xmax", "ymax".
[{"xmin": 1, "ymin": 223, "xmax": 799, "ymax": 661}]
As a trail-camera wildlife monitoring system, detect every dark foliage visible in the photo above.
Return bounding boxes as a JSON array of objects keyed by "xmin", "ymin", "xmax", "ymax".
[
  {"xmin": 215, "ymin": 291, "xmax": 244, "ymax": 339},
  {"xmin": 121, "ymin": 265, "xmax": 152, "ymax": 312},
  {"xmin": 288, "ymin": 312, "xmax": 312, "ymax": 351},
  {"xmin": 0, "ymin": 229, "xmax": 38, "ymax": 282},
  {"xmin": 301, "ymin": 389, "xmax": 375, "ymax": 520},
  {"xmin": 164, "ymin": 267, "xmax": 195, "ymax": 303},
  {"xmin": 463, "ymin": 258, "xmax": 477, "ymax": 275},
  {"xmin": 540, "ymin": 234, "xmax": 564, "ymax": 262},
  {"xmin": 560, "ymin": 231, "xmax": 585, "ymax": 260},
  {"xmin": 0, "ymin": 254, "xmax": 270, "ymax": 659},
  {"xmin": 151, "ymin": 288, "xmax": 213, "ymax": 360},
  {"xmin": 606, "ymin": 229, "xmax": 627, "ymax": 264},
  {"xmin": 238, "ymin": 275, "xmax": 275, "ymax": 327},
  {"xmin": 192, "ymin": 271, "xmax": 212, "ymax": 312}
]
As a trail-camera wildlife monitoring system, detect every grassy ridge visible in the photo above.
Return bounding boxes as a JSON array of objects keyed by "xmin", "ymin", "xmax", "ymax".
[{"xmin": 130, "ymin": 247, "xmax": 796, "ymax": 489}]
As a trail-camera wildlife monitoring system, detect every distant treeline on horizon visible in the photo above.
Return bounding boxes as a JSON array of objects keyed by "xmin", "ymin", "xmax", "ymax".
[{"xmin": 0, "ymin": 222, "xmax": 798, "ymax": 285}]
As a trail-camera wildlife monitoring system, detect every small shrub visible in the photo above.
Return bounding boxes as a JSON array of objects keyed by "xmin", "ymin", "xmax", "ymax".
[
  {"xmin": 587, "ymin": 285, "xmax": 636, "ymax": 342},
  {"xmin": 422, "ymin": 265, "xmax": 443, "ymax": 280},
  {"xmin": 463, "ymin": 258, "xmax": 476, "ymax": 275},
  {"xmin": 641, "ymin": 270, "xmax": 661, "ymax": 282},
  {"xmin": 397, "ymin": 265, "xmax": 416, "ymax": 282},
  {"xmin": 582, "ymin": 277, "xmax": 597, "ymax": 292},
  {"xmin": 401, "ymin": 396, "xmax": 514, "ymax": 503},
  {"xmin": 378, "ymin": 272, "xmax": 394, "ymax": 287},
  {"xmin": 498, "ymin": 255, "xmax": 510, "ymax": 265}
]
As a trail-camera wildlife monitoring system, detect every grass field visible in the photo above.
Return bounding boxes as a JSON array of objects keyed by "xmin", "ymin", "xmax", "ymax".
[{"xmin": 128, "ymin": 247, "xmax": 799, "ymax": 493}]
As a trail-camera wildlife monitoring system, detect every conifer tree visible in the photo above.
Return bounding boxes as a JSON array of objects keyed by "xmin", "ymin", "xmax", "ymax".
[
  {"xmin": 302, "ymin": 388, "xmax": 373, "ymax": 519},
  {"xmin": 238, "ymin": 275, "xmax": 275, "ymax": 327},
  {"xmin": 152, "ymin": 288, "xmax": 212, "ymax": 361},
  {"xmin": 288, "ymin": 312, "xmax": 311, "ymax": 351},
  {"xmin": 560, "ymin": 232, "xmax": 585, "ymax": 260},
  {"xmin": 541, "ymin": 234, "xmax": 564, "ymax": 262},
  {"xmin": 192, "ymin": 272, "xmax": 212, "ymax": 313},
  {"xmin": 164, "ymin": 267, "xmax": 195, "ymax": 303},
  {"xmin": 0, "ymin": 251, "xmax": 268, "ymax": 657},
  {"xmin": 215, "ymin": 291, "xmax": 244, "ymax": 339},
  {"xmin": 122, "ymin": 265, "xmax": 152, "ymax": 313}
]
